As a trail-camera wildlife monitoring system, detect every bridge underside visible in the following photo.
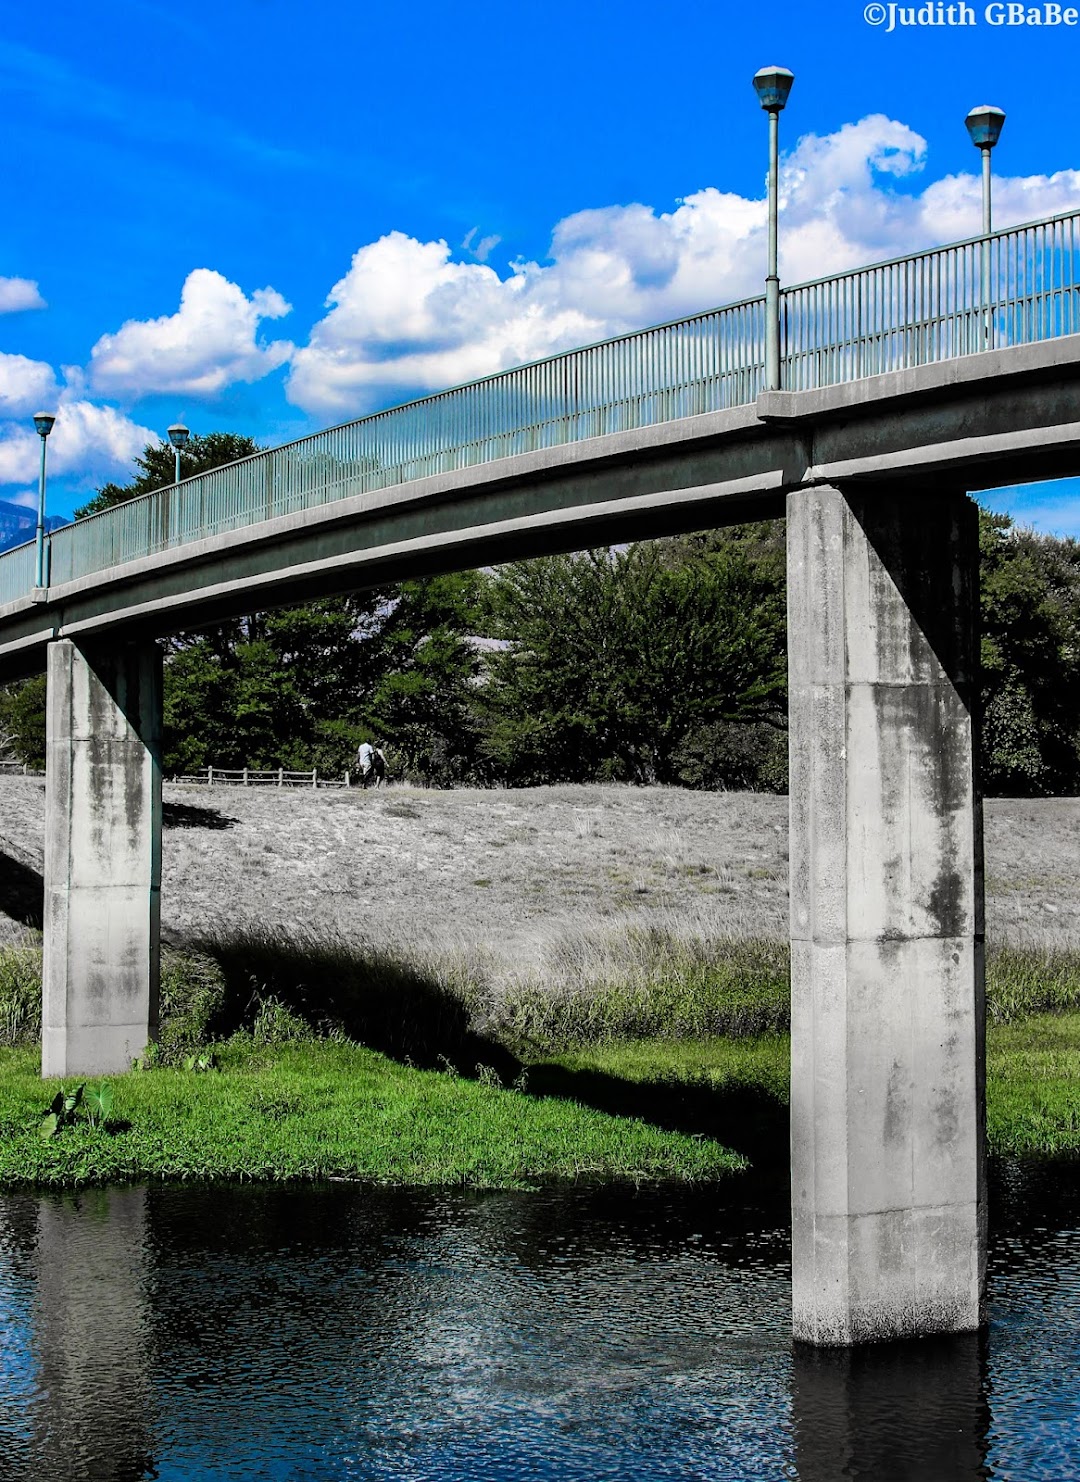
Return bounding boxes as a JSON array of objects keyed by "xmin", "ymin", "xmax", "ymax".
[{"xmin": 15, "ymin": 340, "xmax": 1077, "ymax": 1347}]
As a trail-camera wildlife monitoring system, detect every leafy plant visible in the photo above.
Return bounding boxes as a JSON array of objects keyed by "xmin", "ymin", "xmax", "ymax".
[
  {"xmin": 83, "ymin": 1082, "xmax": 113, "ymax": 1129},
  {"xmin": 39, "ymin": 1080, "xmax": 114, "ymax": 1137},
  {"xmin": 183, "ymin": 1051, "xmax": 217, "ymax": 1073},
  {"xmin": 40, "ymin": 1082, "xmax": 85, "ymax": 1139}
]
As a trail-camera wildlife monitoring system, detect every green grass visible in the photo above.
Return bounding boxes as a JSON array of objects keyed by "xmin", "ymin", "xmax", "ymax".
[
  {"xmin": 540, "ymin": 1034, "xmax": 791, "ymax": 1100},
  {"xmin": 501, "ymin": 934, "xmax": 791, "ymax": 1047},
  {"xmin": 0, "ymin": 1040, "xmax": 746, "ymax": 1190},
  {"xmin": 5, "ymin": 934, "xmax": 1080, "ymax": 1056},
  {"xmin": 986, "ymin": 944, "xmax": 1080, "ymax": 1023},
  {"xmin": 2, "ymin": 933, "xmax": 1080, "ymax": 1188},
  {"xmin": 987, "ymin": 1012, "xmax": 1080, "ymax": 1156},
  {"xmin": 527, "ymin": 1015, "xmax": 1080, "ymax": 1161}
]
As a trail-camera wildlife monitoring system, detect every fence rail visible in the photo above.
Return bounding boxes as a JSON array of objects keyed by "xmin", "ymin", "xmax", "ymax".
[
  {"xmin": 2, "ymin": 210, "xmax": 1078, "ymax": 610},
  {"xmin": 172, "ymin": 766, "xmax": 352, "ymax": 789}
]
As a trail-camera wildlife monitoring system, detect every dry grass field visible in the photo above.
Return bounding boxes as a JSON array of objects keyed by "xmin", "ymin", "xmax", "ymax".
[{"xmin": 0, "ymin": 778, "xmax": 1077, "ymax": 981}]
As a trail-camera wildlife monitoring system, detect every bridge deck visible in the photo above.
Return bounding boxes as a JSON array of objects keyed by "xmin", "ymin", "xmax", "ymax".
[{"xmin": 0, "ymin": 209, "xmax": 1077, "ymax": 618}]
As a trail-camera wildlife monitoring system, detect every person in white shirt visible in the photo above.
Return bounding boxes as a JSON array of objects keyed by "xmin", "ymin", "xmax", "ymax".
[{"xmin": 356, "ymin": 740, "xmax": 375, "ymax": 787}]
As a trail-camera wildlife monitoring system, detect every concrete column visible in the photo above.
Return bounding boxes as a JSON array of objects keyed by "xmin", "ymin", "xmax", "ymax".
[
  {"xmin": 787, "ymin": 484, "xmax": 986, "ymax": 1345},
  {"xmin": 42, "ymin": 637, "xmax": 162, "ymax": 1077}
]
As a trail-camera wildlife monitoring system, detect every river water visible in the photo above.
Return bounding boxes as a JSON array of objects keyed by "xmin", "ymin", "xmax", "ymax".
[{"xmin": 0, "ymin": 1161, "xmax": 1078, "ymax": 1481}]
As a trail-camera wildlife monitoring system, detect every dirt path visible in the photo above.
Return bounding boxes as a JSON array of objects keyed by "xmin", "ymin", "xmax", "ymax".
[{"xmin": 0, "ymin": 779, "xmax": 1076, "ymax": 963}]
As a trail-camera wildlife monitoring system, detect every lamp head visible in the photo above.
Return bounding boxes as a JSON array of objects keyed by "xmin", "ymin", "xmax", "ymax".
[
  {"xmin": 167, "ymin": 422, "xmax": 191, "ymax": 450},
  {"xmin": 965, "ymin": 105, "xmax": 1006, "ymax": 150},
  {"xmin": 33, "ymin": 411, "xmax": 56, "ymax": 439},
  {"xmin": 753, "ymin": 66, "xmax": 795, "ymax": 113}
]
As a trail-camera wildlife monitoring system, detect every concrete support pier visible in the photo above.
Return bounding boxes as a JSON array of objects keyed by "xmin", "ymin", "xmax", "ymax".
[
  {"xmin": 787, "ymin": 483, "xmax": 986, "ymax": 1345},
  {"xmin": 42, "ymin": 637, "xmax": 162, "ymax": 1077}
]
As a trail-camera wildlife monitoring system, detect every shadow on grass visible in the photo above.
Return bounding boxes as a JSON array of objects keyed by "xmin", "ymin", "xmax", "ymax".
[
  {"xmin": 0, "ymin": 848, "xmax": 43, "ymax": 930},
  {"xmin": 169, "ymin": 926, "xmax": 788, "ymax": 1163},
  {"xmin": 163, "ymin": 802, "xmax": 239, "ymax": 831},
  {"xmin": 185, "ymin": 926, "xmax": 518, "ymax": 1079},
  {"xmin": 522, "ymin": 1063, "xmax": 790, "ymax": 1170}
]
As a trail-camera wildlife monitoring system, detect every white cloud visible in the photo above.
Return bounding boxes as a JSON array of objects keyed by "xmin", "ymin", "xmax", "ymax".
[
  {"xmin": 287, "ymin": 114, "xmax": 1080, "ymax": 418},
  {"xmin": 0, "ymin": 353, "xmax": 59, "ymax": 417},
  {"xmin": 89, "ymin": 268, "xmax": 293, "ymax": 398},
  {"xmin": 0, "ymin": 277, "xmax": 46, "ymax": 313},
  {"xmin": 0, "ymin": 400, "xmax": 155, "ymax": 488},
  {"xmin": 462, "ymin": 228, "xmax": 501, "ymax": 263}
]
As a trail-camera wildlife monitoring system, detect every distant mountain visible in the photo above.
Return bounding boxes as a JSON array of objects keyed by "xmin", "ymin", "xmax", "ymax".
[{"xmin": 0, "ymin": 499, "xmax": 70, "ymax": 554}]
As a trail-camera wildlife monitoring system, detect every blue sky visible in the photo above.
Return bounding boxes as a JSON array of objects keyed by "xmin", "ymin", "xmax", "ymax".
[{"xmin": 1, "ymin": 0, "xmax": 1079, "ymax": 533}]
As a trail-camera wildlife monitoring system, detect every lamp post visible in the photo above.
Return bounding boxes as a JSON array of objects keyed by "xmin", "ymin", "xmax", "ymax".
[
  {"xmin": 965, "ymin": 105, "xmax": 1005, "ymax": 349},
  {"xmin": 33, "ymin": 411, "xmax": 56, "ymax": 592},
  {"xmin": 753, "ymin": 65, "xmax": 794, "ymax": 392},
  {"xmin": 965, "ymin": 104, "xmax": 1005, "ymax": 234},
  {"xmin": 167, "ymin": 422, "xmax": 190, "ymax": 485}
]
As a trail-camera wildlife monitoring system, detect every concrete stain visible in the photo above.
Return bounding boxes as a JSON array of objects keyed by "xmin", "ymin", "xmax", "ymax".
[{"xmin": 883, "ymin": 1061, "xmax": 910, "ymax": 1147}]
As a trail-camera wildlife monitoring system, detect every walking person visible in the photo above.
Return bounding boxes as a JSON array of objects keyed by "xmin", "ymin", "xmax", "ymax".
[{"xmin": 356, "ymin": 739, "xmax": 375, "ymax": 788}]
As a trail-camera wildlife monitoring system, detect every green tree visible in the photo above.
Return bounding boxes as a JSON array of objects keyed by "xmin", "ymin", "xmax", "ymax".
[
  {"xmin": 979, "ymin": 509, "xmax": 1080, "ymax": 794},
  {"xmin": 73, "ymin": 432, "xmax": 262, "ymax": 518},
  {"xmin": 69, "ymin": 430, "xmax": 395, "ymax": 777},
  {"xmin": 479, "ymin": 535, "xmax": 788, "ymax": 786},
  {"xmin": 0, "ymin": 674, "xmax": 47, "ymax": 770},
  {"xmin": 366, "ymin": 572, "xmax": 489, "ymax": 785}
]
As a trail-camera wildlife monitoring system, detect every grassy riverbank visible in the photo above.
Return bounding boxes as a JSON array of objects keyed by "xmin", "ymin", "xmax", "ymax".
[
  {"xmin": 0, "ymin": 1040, "xmax": 747, "ymax": 1189},
  {"xmin": 0, "ymin": 1006, "xmax": 1077, "ymax": 1189},
  {"xmin": 1, "ymin": 912, "xmax": 1079, "ymax": 1189}
]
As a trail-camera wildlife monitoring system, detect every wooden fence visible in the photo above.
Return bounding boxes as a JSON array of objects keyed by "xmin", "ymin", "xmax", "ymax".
[
  {"xmin": 171, "ymin": 766, "xmax": 352, "ymax": 789},
  {"xmin": 1, "ymin": 760, "xmax": 356, "ymax": 788}
]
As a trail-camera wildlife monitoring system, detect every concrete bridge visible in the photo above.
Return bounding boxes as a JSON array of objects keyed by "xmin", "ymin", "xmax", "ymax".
[{"xmin": 2, "ymin": 208, "xmax": 1079, "ymax": 1347}]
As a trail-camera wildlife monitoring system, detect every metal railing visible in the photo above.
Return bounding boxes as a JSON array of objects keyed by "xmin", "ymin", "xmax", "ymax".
[
  {"xmin": 783, "ymin": 212, "xmax": 1080, "ymax": 387},
  {"xmin": 2, "ymin": 209, "xmax": 1078, "ymax": 610}
]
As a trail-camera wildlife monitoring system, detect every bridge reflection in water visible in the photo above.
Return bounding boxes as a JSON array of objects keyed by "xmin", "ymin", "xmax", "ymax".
[{"xmin": 2, "ymin": 1173, "xmax": 1078, "ymax": 1479}]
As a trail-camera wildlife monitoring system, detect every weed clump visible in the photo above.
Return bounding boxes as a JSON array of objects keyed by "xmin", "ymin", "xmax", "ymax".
[
  {"xmin": 500, "ymin": 933, "xmax": 790, "ymax": 1051},
  {"xmin": 159, "ymin": 946, "xmax": 230, "ymax": 1058},
  {"xmin": 987, "ymin": 942, "xmax": 1080, "ymax": 1022},
  {"xmin": 0, "ymin": 941, "xmax": 42, "ymax": 1047}
]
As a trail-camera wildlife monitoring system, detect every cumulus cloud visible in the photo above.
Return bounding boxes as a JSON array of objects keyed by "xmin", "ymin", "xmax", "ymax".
[
  {"xmin": 0, "ymin": 277, "xmax": 46, "ymax": 313},
  {"xmin": 0, "ymin": 400, "xmax": 155, "ymax": 489},
  {"xmin": 89, "ymin": 268, "xmax": 294, "ymax": 398},
  {"xmin": 0, "ymin": 353, "xmax": 60, "ymax": 418},
  {"xmin": 287, "ymin": 114, "xmax": 1080, "ymax": 418},
  {"xmin": 462, "ymin": 227, "xmax": 501, "ymax": 263}
]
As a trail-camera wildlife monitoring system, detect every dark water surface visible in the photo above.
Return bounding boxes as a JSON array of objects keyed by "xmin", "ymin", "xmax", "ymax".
[{"xmin": 1, "ymin": 1162, "xmax": 1078, "ymax": 1481}]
